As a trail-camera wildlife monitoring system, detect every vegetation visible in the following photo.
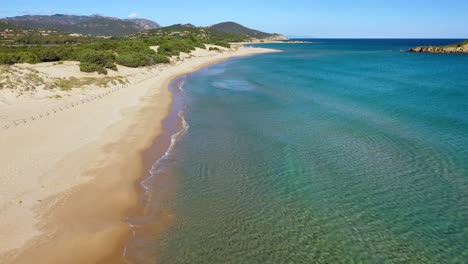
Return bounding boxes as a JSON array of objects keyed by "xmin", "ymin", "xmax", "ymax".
[
  {"xmin": 2, "ymin": 14, "xmax": 160, "ymax": 36},
  {"xmin": 78, "ymin": 49, "xmax": 116, "ymax": 74},
  {"xmin": 0, "ymin": 39, "xmax": 172, "ymax": 73},
  {"xmin": 0, "ymin": 65, "xmax": 55, "ymax": 90},
  {"xmin": 446, "ymin": 40, "xmax": 468, "ymax": 47},
  {"xmin": 54, "ymin": 76, "xmax": 127, "ymax": 90},
  {"xmin": 0, "ymin": 22, "xmax": 250, "ymax": 73},
  {"xmin": 14, "ymin": 34, "xmax": 99, "ymax": 45},
  {"xmin": 0, "ymin": 21, "xmax": 21, "ymax": 31},
  {"xmin": 210, "ymin": 22, "xmax": 272, "ymax": 39},
  {"xmin": 132, "ymin": 24, "xmax": 247, "ymax": 44}
]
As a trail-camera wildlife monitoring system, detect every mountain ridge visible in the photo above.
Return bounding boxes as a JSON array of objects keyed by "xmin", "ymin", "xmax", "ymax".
[
  {"xmin": 1, "ymin": 14, "xmax": 160, "ymax": 36},
  {"xmin": 1, "ymin": 15, "xmax": 287, "ymax": 41}
]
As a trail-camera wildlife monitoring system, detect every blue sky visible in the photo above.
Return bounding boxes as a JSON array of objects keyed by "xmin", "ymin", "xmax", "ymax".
[{"xmin": 1, "ymin": 0, "xmax": 467, "ymax": 38}]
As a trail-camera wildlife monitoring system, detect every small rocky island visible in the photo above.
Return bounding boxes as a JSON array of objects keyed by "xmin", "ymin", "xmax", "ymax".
[{"xmin": 408, "ymin": 40, "xmax": 468, "ymax": 54}]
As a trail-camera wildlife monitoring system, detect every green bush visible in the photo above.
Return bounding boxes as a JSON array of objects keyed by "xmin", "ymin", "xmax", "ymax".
[
  {"xmin": 209, "ymin": 47, "xmax": 220, "ymax": 51},
  {"xmin": 0, "ymin": 53, "xmax": 14, "ymax": 64},
  {"xmin": 213, "ymin": 41, "xmax": 230, "ymax": 48},
  {"xmin": 145, "ymin": 37, "xmax": 162, "ymax": 46},
  {"xmin": 0, "ymin": 51, "xmax": 36, "ymax": 64},
  {"xmin": 54, "ymin": 46, "xmax": 78, "ymax": 61},
  {"xmin": 158, "ymin": 43, "xmax": 179, "ymax": 57},
  {"xmin": 37, "ymin": 48, "xmax": 59, "ymax": 62},
  {"xmin": 80, "ymin": 63, "xmax": 100, "ymax": 72},
  {"xmin": 78, "ymin": 49, "xmax": 115, "ymax": 73},
  {"xmin": 116, "ymin": 41, "xmax": 155, "ymax": 55},
  {"xmin": 116, "ymin": 52, "xmax": 170, "ymax": 67},
  {"xmin": 16, "ymin": 52, "xmax": 40, "ymax": 64},
  {"xmin": 157, "ymin": 40, "xmax": 198, "ymax": 57},
  {"xmin": 151, "ymin": 54, "xmax": 170, "ymax": 64},
  {"xmin": 116, "ymin": 52, "xmax": 147, "ymax": 67}
]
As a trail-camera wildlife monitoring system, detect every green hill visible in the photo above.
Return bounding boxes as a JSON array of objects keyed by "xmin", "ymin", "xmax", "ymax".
[
  {"xmin": 210, "ymin": 22, "xmax": 273, "ymax": 39},
  {"xmin": 0, "ymin": 21, "xmax": 22, "ymax": 31},
  {"xmin": 1, "ymin": 14, "xmax": 160, "ymax": 36},
  {"xmin": 132, "ymin": 24, "xmax": 248, "ymax": 43}
]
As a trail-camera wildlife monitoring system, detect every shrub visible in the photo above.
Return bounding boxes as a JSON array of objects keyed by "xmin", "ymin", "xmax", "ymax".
[
  {"xmin": 116, "ymin": 52, "xmax": 148, "ymax": 67},
  {"xmin": 78, "ymin": 49, "xmax": 115, "ymax": 73},
  {"xmin": 157, "ymin": 40, "xmax": 198, "ymax": 57},
  {"xmin": 54, "ymin": 46, "xmax": 78, "ymax": 61},
  {"xmin": 116, "ymin": 41, "xmax": 155, "ymax": 55},
  {"xmin": 209, "ymin": 47, "xmax": 220, "ymax": 51},
  {"xmin": 80, "ymin": 63, "xmax": 100, "ymax": 73},
  {"xmin": 213, "ymin": 41, "xmax": 230, "ymax": 48},
  {"xmin": 0, "ymin": 53, "xmax": 14, "ymax": 64},
  {"xmin": 37, "ymin": 48, "xmax": 59, "ymax": 62},
  {"xmin": 16, "ymin": 52, "xmax": 40, "ymax": 64},
  {"xmin": 158, "ymin": 43, "xmax": 179, "ymax": 57},
  {"xmin": 116, "ymin": 52, "xmax": 170, "ymax": 67},
  {"xmin": 151, "ymin": 54, "xmax": 170, "ymax": 64},
  {"xmin": 79, "ymin": 49, "xmax": 114, "ymax": 66},
  {"xmin": 145, "ymin": 37, "xmax": 162, "ymax": 46}
]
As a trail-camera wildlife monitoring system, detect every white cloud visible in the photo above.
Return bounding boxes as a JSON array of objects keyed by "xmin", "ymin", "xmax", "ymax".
[{"xmin": 128, "ymin": 12, "xmax": 138, "ymax": 18}]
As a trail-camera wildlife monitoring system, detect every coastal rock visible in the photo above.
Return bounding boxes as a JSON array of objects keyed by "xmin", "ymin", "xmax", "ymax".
[{"xmin": 408, "ymin": 41, "xmax": 468, "ymax": 54}]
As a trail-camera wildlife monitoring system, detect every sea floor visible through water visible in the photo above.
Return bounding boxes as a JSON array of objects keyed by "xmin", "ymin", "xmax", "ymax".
[{"xmin": 127, "ymin": 39, "xmax": 468, "ymax": 263}]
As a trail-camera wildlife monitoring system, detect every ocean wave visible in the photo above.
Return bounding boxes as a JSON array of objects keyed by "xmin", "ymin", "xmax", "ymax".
[
  {"xmin": 211, "ymin": 79, "xmax": 255, "ymax": 91},
  {"xmin": 199, "ymin": 67, "xmax": 226, "ymax": 76},
  {"xmin": 178, "ymin": 79, "xmax": 187, "ymax": 95},
  {"xmin": 146, "ymin": 111, "xmax": 189, "ymax": 182},
  {"xmin": 123, "ymin": 110, "xmax": 189, "ymax": 261}
]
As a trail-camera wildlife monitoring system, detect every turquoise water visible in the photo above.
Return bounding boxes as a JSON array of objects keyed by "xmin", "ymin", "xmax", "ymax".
[{"xmin": 138, "ymin": 40, "xmax": 468, "ymax": 263}]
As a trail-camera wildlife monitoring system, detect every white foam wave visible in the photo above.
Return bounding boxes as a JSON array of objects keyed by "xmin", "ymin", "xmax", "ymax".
[{"xmin": 123, "ymin": 111, "xmax": 189, "ymax": 261}]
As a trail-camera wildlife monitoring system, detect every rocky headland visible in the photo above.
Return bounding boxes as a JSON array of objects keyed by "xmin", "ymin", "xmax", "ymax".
[{"xmin": 409, "ymin": 40, "xmax": 468, "ymax": 54}]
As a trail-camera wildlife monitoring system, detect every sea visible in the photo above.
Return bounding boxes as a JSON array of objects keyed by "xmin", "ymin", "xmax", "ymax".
[{"xmin": 126, "ymin": 39, "xmax": 468, "ymax": 263}]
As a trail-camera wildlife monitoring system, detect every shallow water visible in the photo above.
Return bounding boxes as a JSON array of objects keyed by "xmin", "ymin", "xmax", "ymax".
[{"xmin": 132, "ymin": 39, "xmax": 468, "ymax": 263}]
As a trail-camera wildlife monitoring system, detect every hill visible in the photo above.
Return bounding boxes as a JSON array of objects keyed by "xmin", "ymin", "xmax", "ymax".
[
  {"xmin": 1, "ymin": 14, "xmax": 160, "ymax": 36},
  {"xmin": 0, "ymin": 21, "xmax": 21, "ymax": 31},
  {"xmin": 128, "ymin": 18, "xmax": 160, "ymax": 30},
  {"xmin": 210, "ymin": 22, "xmax": 288, "ymax": 40},
  {"xmin": 132, "ymin": 24, "xmax": 249, "ymax": 43}
]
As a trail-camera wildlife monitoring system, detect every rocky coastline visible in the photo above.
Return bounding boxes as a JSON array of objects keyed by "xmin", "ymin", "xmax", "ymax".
[{"xmin": 408, "ymin": 41, "xmax": 468, "ymax": 54}]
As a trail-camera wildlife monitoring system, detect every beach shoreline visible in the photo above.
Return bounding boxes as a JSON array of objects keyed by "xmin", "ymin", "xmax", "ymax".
[{"xmin": 0, "ymin": 45, "xmax": 279, "ymax": 263}]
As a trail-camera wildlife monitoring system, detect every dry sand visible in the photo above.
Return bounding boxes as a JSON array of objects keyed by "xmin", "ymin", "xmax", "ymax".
[{"xmin": 0, "ymin": 45, "xmax": 279, "ymax": 263}]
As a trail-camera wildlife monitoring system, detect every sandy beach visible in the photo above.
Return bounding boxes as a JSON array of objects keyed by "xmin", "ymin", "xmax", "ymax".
[{"xmin": 0, "ymin": 45, "xmax": 279, "ymax": 264}]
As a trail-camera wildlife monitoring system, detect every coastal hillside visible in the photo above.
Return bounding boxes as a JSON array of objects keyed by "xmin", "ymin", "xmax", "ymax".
[
  {"xmin": 0, "ymin": 21, "xmax": 72, "ymax": 45},
  {"xmin": 409, "ymin": 40, "xmax": 468, "ymax": 54},
  {"xmin": 132, "ymin": 24, "xmax": 249, "ymax": 43},
  {"xmin": 0, "ymin": 21, "xmax": 21, "ymax": 31},
  {"xmin": 210, "ymin": 21, "xmax": 288, "ymax": 40},
  {"xmin": 127, "ymin": 18, "xmax": 160, "ymax": 30},
  {"xmin": 1, "ymin": 14, "xmax": 160, "ymax": 36}
]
